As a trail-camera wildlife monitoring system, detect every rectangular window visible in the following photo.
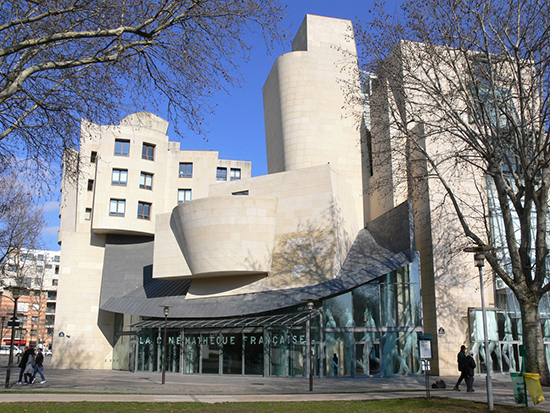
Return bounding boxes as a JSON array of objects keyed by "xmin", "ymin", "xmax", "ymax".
[
  {"xmin": 85, "ymin": 207, "xmax": 92, "ymax": 220},
  {"xmin": 54, "ymin": 256, "xmax": 60, "ymax": 262},
  {"xmin": 52, "ymin": 278, "xmax": 58, "ymax": 286},
  {"xmin": 216, "ymin": 167, "xmax": 227, "ymax": 181},
  {"xmin": 37, "ymin": 254, "xmax": 44, "ymax": 261},
  {"xmin": 87, "ymin": 179, "xmax": 94, "ymax": 191},
  {"xmin": 18, "ymin": 302, "xmax": 29, "ymax": 313},
  {"xmin": 230, "ymin": 168, "xmax": 241, "ymax": 181},
  {"xmin": 179, "ymin": 163, "xmax": 193, "ymax": 178},
  {"xmin": 112, "ymin": 169, "xmax": 128, "ymax": 186},
  {"xmin": 142, "ymin": 143, "xmax": 155, "ymax": 161},
  {"xmin": 114, "ymin": 139, "xmax": 130, "ymax": 156},
  {"xmin": 90, "ymin": 151, "xmax": 97, "ymax": 163},
  {"xmin": 54, "ymin": 265, "xmax": 59, "ymax": 275},
  {"xmin": 138, "ymin": 201, "xmax": 151, "ymax": 219},
  {"xmin": 140, "ymin": 172, "xmax": 153, "ymax": 190},
  {"xmin": 109, "ymin": 199, "xmax": 126, "ymax": 216},
  {"xmin": 178, "ymin": 189, "xmax": 192, "ymax": 204}
]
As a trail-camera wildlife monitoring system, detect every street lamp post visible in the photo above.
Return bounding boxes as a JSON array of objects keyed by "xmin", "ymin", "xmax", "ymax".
[
  {"xmin": 4, "ymin": 286, "xmax": 23, "ymax": 389},
  {"xmin": 161, "ymin": 305, "xmax": 170, "ymax": 385},
  {"xmin": 0, "ymin": 316, "xmax": 6, "ymax": 345},
  {"xmin": 464, "ymin": 246, "xmax": 494, "ymax": 411},
  {"xmin": 301, "ymin": 299, "xmax": 315, "ymax": 392},
  {"xmin": 307, "ymin": 301, "xmax": 315, "ymax": 391}
]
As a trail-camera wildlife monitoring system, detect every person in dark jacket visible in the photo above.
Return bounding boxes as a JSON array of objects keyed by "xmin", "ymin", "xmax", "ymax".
[
  {"xmin": 32, "ymin": 348, "xmax": 46, "ymax": 384},
  {"xmin": 15, "ymin": 346, "xmax": 30, "ymax": 385},
  {"xmin": 454, "ymin": 345, "xmax": 467, "ymax": 391},
  {"xmin": 465, "ymin": 352, "xmax": 477, "ymax": 392}
]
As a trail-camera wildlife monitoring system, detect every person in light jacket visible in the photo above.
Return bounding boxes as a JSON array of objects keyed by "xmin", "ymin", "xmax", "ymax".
[{"xmin": 22, "ymin": 348, "xmax": 35, "ymax": 385}]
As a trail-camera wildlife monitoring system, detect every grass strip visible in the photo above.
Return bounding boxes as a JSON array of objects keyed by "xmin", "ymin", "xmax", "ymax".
[{"xmin": 0, "ymin": 398, "xmax": 529, "ymax": 412}]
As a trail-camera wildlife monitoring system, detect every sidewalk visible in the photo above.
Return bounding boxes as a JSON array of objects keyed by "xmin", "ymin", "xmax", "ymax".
[{"xmin": 0, "ymin": 357, "xmax": 548, "ymax": 410}]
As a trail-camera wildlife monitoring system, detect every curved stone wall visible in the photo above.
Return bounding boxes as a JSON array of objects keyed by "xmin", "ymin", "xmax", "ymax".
[{"xmin": 171, "ymin": 196, "xmax": 278, "ymax": 277}]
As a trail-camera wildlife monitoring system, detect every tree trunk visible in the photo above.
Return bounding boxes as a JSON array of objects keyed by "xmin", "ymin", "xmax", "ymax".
[{"xmin": 518, "ymin": 297, "xmax": 550, "ymax": 384}]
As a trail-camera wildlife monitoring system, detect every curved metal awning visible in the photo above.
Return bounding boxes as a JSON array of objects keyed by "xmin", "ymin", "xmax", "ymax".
[{"xmin": 131, "ymin": 309, "xmax": 321, "ymax": 330}]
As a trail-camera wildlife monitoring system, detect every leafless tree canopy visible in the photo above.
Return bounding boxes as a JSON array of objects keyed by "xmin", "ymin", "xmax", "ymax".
[
  {"xmin": 0, "ymin": 0, "xmax": 285, "ymax": 184},
  {"xmin": 356, "ymin": 0, "xmax": 550, "ymax": 379},
  {"xmin": 0, "ymin": 167, "xmax": 45, "ymax": 267}
]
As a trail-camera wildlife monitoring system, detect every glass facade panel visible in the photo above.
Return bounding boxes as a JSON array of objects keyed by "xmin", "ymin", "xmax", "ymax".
[
  {"xmin": 183, "ymin": 333, "xmax": 200, "ymax": 373},
  {"xmin": 468, "ymin": 309, "xmax": 522, "ymax": 374},
  {"xmin": 166, "ymin": 330, "xmax": 181, "ymax": 373},
  {"xmin": 137, "ymin": 329, "xmax": 156, "ymax": 372},
  {"xmin": 244, "ymin": 332, "xmax": 264, "ymax": 375},
  {"xmin": 201, "ymin": 334, "xmax": 220, "ymax": 374},
  {"xmin": 134, "ymin": 262, "xmax": 422, "ymax": 377},
  {"xmin": 222, "ymin": 333, "xmax": 242, "ymax": 375}
]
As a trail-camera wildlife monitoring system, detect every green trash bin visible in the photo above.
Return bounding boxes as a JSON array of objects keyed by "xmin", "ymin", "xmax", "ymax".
[{"xmin": 511, "ymin": 373, "xmax": 526, "ymax": 404}]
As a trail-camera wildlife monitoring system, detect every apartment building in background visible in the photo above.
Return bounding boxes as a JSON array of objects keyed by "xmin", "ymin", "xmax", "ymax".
[{"xmin": 0, "ymin": 249, "xmax": 60, "ymax": 350}]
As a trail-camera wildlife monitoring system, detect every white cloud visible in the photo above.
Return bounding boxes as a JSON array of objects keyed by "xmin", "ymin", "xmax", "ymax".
[
  {"xmin": 42, "ymin": 226, "xmax": 60, "ymax": 236},
  {"xmin": 42, "ymin": 201, "xmax": 60, "ymax": 213}
]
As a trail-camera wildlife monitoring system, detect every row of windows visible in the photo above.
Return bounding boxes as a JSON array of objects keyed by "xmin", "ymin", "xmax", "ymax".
[
  {"xmin": 112, "ymin": 140, "xmax": 156, "ymax": 160},
  {"xmin": 180, "ymin": 163, "xmax": 241, "ymax": 181},
  {"xmin": 84, "ymin": 189, "xmax": 193, "ymax": 220},
  {"xmin": 19, "ymin": 253, "xmax": 60, "ymax": 262},
  {"xmin": 88, "ymin": 170, "xmax": 155, "ymax": 191},
  {"xmin": 90, "ymin": 147, "xmax": 241, "ymax": 182},
  {"xmin": 113, "ymin": 169, "xmax": 153, "ymax": 189},
  {"xmin": 217, "ymin": 167, "xmax": 241, "ymax": 181},
  {"xmin": 88, "ymin": 165, "xmax": 241, "ymax": 191},
  {"xmin": 6, "ymin": 264, "xmax": 60, "ymax": 274}
]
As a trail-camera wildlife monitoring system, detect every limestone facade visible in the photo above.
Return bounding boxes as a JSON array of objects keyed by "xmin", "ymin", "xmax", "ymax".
[{"xmin": 53, "ymin": 14, "xmax": 497, "ymax": 377}]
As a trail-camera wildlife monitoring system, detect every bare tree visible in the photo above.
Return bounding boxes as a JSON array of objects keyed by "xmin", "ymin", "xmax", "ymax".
[
  {"xmin": 355, "ymin": 0, "xmax": 550, "ymax": 380},
  {"xmin": 0, "ymin": 169, "xmax": 45, "ymax": 269},
  {"xmin": 0, "ymin": 0, "xmax": 285, "ymax": 185}
]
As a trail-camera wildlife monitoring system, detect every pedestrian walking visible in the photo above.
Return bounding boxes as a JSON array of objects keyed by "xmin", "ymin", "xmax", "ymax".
[
  {"xmin": 332, "ymin": 353, "xmax": 339, "ymax": 376},
  {"xmin": 466, "ymin": 352, "xmax": 476, "ymax": 392},
  {"xmin": 454, "ymin": 345, "xmax": 467, "ymax": 391},
  {"xmin": 32, "ymin": 348, "xmax": 46, "ymax": 384},
  {"xmin": 22, "ymin": 348, "xmax": 35, "ymax": 385},
  {"xmin": 16, "ymin": 346, "xmax": 30, "ymax": 385}
]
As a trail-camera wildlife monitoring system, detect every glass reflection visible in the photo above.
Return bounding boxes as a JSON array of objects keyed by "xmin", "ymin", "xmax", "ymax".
[{"xmin": 134, "ymin": 262, "xmax": 422, "ymax": 378}]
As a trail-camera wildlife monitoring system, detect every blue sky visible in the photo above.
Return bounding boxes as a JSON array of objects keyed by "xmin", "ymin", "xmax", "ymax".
[{"xmin": 41, "ymin": 0, "xmax": 403, "ymax": 251}]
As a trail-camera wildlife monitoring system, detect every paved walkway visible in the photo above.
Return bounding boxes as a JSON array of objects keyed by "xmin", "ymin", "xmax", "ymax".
[{"xmin": 0, "ymin": 357, "xmax": 548, "ymax": 409}]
